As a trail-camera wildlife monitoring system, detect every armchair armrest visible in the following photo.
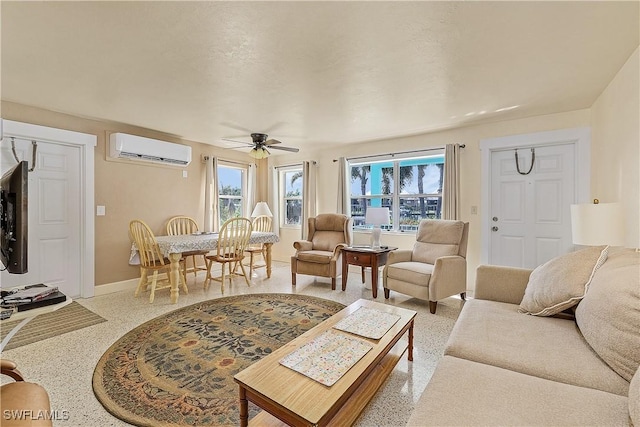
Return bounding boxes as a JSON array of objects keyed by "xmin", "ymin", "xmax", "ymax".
[
  {"xmin": 1, "ymin": 359, "xmax": 24, "ymax": 381},
  {"xmin": 429, "ymin": 256, "xmax": 467, "ymax": 300},
  {"xmin": 387, "ymin": 249, "xmax": 413, "ymax": 265},
  {"xmin": 474, "ymin": 265, "xmax": 533, "ymax": 305},
  {"xmin": 331, "ymin": 243, "xmax": 348, "ymax": 260},
  {"xmin": 293, "ymin": 240, "xmax": 313, "ymax": 251}
]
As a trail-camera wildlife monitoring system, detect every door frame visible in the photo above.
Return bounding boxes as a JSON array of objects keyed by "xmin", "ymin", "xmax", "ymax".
[
  {"xmin": 1, "ymin": 119, "xmax": 96, "ymax": 297},
  {"xmin": 479, "ymin": 127, "xmax": 591, "ymax": 265}
]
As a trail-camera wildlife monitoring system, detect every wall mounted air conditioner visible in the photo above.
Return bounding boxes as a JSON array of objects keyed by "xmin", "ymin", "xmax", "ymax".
[{"xmin": 109, "ymin": 133, "xmax": 192, "ymax": 166}]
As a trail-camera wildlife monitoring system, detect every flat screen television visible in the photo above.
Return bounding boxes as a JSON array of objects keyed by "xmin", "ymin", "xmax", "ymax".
[{"xmin": 1, "ymin": 160, "xmax": 28, "ymax": 274}]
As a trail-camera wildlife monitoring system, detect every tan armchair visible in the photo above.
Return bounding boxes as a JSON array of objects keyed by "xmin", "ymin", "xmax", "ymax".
[
  {"xmin": 291, "ymin": 214, "xmax": 353, "ymax": 289},
  {"xmin": 0, "ymin": 359, "xmax": 52, "ymax": 427},
  {"xmin": 383, "ymin": 219, "xmax": 469, "ymax": 314}
]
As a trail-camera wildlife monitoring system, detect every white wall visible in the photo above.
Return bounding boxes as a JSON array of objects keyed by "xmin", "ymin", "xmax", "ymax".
[
  {"xmin": 591, "ymin": 46, "xmax": 640, "ymax": 248},
  {"xmin": 270, "ymin": 108, "xmax": 591, "ymax": 290}
]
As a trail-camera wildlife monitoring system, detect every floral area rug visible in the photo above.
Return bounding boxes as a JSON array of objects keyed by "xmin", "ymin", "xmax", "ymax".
[{"xmin": 92, "ymin": 293, "xmax": 345, "ymax": 427}]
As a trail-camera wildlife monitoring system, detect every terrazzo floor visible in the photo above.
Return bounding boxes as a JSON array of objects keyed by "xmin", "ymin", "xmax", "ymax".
[{"xmin": 1, "ymin": 261, "xmax": 464, "ymax": 427}]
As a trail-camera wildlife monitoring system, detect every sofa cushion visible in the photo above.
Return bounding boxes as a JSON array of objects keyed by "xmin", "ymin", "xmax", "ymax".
[
  {"xmin": 575, "ymin": 247, "xmax": 640, "ymax": 382},
  {"xmin": 445, "ymin": 299, "xmax": 629, "ymax": 396},
  {"xmin": 518, "ymin": 245, "xmax": 608, "ymax": 316},
  {"xmin": 630, "ymin": 367, "xmax": 640, "ymax": 427},
  {"xmin": 408, "ymin": 356, "xmax": 629, "ymax": 426},
  {"xmin": 385, "ymin": 261, "xmax": 433, "ymax": 286},
  {"xmin": 412, "ymin": 220, "xmax": 464, "ymax": 264}
]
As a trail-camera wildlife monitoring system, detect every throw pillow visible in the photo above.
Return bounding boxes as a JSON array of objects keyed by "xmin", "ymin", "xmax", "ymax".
[
  {"xmin": 575, "ymin": 247, "xmax": 640, "ymax": 382},
  {"xmin": 518, "ymin": 245, "xmax": 609, "ymax": 316}
]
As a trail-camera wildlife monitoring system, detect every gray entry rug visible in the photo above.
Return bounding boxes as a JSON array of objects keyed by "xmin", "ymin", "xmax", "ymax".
[{"xmin": 0, "ymin": 301, "xmax": 106, "ymax": 350}]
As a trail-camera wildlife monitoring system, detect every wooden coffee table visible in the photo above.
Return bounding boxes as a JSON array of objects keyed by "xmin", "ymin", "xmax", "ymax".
[
  {"xmin": 341, "ymin": 246, "xmax": 397, "ymax": 298},
  {"xmin": 234, "ymin": 299, "xmax": 416, "ymax": 427}
]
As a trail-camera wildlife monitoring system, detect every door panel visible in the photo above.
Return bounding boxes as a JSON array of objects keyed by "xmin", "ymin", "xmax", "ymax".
[
  {"xmin": 490, "ymin": 143, "xmax": 575, "ymax": 269},
  {"xmin": 1, "ymin": 139, "xmax": 81, "ymax": 297}
]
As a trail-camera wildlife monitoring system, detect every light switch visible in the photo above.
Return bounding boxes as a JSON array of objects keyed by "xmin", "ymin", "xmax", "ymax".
[
  {"xmin": 182, "ymin": 170, "xmax": 188, "ymax": 178},
  {"xmin": 97, "ymin": 205, "xmax": 106, "ymax": 216},
  {"xmin": 471, "ymin": 206, "xmax": 478, "ymax": 215}
]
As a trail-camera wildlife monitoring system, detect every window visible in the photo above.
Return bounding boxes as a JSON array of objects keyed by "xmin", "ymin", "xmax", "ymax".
[
  {"xmin": 279, "ymin": 166, "xmax": 303, "ymax": 226},
  {"xmin": 349, "ymin": 154, "xmax": 444, "ymax": 232},
  {"xmin": 217, "ymin": 163, "xmax": 247, "ymax": 224}
]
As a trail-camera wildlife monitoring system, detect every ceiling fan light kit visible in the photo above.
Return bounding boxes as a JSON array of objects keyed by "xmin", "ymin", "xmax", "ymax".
[{"xmin": 248, "ymin": 146, "xmax": 270, "ymax": 159}]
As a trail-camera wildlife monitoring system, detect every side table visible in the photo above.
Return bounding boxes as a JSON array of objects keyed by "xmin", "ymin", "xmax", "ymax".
[{"xmin": 341, "ymin": 246, "xmax": 397, "ymax": 298}]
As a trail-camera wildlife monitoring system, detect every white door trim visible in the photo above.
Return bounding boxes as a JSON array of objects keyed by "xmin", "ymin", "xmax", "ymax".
[
  {"xmin": 479, "ymin": 127, "xmax": 591, "ymax": 265},
  {"xmin": 1, "ymin": 119, "xmax": 97, "ymax": 297}
]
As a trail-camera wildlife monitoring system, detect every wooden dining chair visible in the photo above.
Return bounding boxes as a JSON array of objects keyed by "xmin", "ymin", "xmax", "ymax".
[
  {"xmin": 243, "ymin": 215, "xmax": 272, "ymax": 278},
  {"xmin": 204, "ymin": 217, "xmax": 253, "ymax": 292},
  {"xmin": 166, "ymin": 216, "xmax": 209, "ymax": 281},
  {"xmin": 130, "ymin": 219, "xmax": 188, "ymax": 303}
]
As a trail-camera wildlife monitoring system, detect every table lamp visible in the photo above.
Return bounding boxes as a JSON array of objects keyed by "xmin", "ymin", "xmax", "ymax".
[
  {"xmin": 570, "ymin": 199, "xmax": 625, "ymax": 246},
  {"xmin": 365, "ymin": 207, "xmax": 390, "ymax": 249},
  {"xmin": 251, "ymin": 202, "xmax": 273, "ymax": 218}
]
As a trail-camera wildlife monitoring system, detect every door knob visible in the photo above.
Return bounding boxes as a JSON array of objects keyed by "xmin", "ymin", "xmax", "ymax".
[
  {"xmin": 492, "ymin": 216, "xmax": 498, "ymax": 222},
  {"xmin": 492, "ymin": 226, "xmax": 499, "ymax": 232}
]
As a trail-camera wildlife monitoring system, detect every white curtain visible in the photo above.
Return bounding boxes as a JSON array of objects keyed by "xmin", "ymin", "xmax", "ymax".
[
  {"xmin": 443, "ymin": 143, "xmax": 461, "ymax": 220},
  {"xmin": 270, "ymin": 166, "xmax": 280, "ymax": 236},
  {"xmin": 301, "ymin": 161, "xmax": 317, "ymax": 239},
  {"xmin": 336, "ymin": 157, "xmax": 349, "ymax": 215},
  {"xmin": 246, "ymin": 163, "xmax": 257, "ymax": 218},
  {"xmin": 204, "ymin": 156, "xmax": 216, "ymax": 232}
]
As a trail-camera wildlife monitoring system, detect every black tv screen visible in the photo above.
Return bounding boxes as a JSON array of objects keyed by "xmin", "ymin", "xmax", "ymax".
[{"xmin": 1, "ymin": 160, "xmax": 28, "ymax": 274}]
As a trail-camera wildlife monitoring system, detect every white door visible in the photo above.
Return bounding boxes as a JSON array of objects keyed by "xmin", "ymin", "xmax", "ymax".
[
  {"xmin": 1, "ymin": 139, "xmax": 82, "ymax": 297},
  {"xmin": 489, "ymin": 143, "xmax": 576, "ymax": 268}
]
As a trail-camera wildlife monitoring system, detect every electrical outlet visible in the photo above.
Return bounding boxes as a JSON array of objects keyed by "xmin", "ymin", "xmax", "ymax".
[{"xmin": 471, "ymin": 206, "xmax": 478, "ymax": 215}]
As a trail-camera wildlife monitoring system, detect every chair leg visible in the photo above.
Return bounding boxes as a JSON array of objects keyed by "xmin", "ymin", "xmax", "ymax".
[
  {"xmin": 460, "ymin": 292, "xmax": 466, "ymax": 300},
  {"xmin": 384, "ymin": 288, "xmax": 390, "ymax": 299},
  {"xmin": 204, "ymin": 258, "xmax": 213, "ymax": 290},
  {"xmin": 134, "ymin": 268, "xmax": 147, "ymax": 297},
  {"xmin": 331, "ymin": 277, "xmax": 336, "ymax": 290},
  {"xmin": 238, "ymin": 260, "xmax": 251, "ymax": 286},
  {"xmin": 149, "ymin": 271, "xmax": 159, "ymax": 304},
  {"xmin": 429, "ymin": 301, "xmax": 437, "ymax": 314},
  {"xmin": 292, "ymin": 273, "xmax": 296, "ymax": 286}
]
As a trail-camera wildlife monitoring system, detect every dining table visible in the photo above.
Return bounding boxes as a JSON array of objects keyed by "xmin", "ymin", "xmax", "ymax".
[{"xmin": 130, "ymin": 231, "xmax": 280, "ymax": 303}]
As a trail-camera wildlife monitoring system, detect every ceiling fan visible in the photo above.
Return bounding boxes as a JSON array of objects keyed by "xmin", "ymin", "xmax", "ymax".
[{"xmin": 222, "ymin": 133, "xmax": 299, "ymax": 159}]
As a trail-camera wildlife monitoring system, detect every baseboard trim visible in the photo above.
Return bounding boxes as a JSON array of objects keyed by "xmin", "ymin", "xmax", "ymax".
[{"xmin": 94, "ymin": 278, "xmax": 138, "ymax": 296}]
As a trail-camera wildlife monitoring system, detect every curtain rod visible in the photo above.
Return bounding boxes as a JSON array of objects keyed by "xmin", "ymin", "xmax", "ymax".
[
  {"xmin": 274, "ymin": 160, "xmax": 317, "ymax": 169},
  {"xmin": 334, "ymin": 144, "xmax": 465, "ymax": 162}
]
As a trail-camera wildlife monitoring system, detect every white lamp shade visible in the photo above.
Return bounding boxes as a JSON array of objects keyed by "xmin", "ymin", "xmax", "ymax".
[
  {"xmin": 365, "ymin": 207, "xmax": 390, "ymax": 226},
  {"xmin": 251, "ymin": 201, "xmax": 273, "ymax": 218},
  {"xmin": 570, "ymin": 202, "xmax": 625, "ymax": 246}
]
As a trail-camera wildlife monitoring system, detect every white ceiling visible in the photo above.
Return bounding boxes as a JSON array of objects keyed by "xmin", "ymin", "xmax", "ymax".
[{"xmin": 1, "ymin": 1, "xmax": 638, "ymax": 153}]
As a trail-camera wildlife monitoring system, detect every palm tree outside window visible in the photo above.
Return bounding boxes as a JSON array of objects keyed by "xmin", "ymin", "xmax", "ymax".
[{"xmin": 349, "ymin": 154, "xmax": 444, "ymax": 232}]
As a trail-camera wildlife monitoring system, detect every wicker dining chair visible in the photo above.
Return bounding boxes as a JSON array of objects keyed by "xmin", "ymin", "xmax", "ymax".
[
  {"xmin": 166, "ymin": 216, "xmax": 209, "ymax": 281},
  {"xmin": 243, "ymin": 215, "xmax": 272, "ymax": 278},
  {"xmin": 204, "ymin": 217, "xmax": 253, "ymax": 292},
  {"xmin": 130, "ymin": 219, "xmax": 188, "ymax": 303}
]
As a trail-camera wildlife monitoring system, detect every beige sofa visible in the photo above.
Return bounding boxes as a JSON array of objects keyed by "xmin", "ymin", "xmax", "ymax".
[{"xmin": 409, "ymin": 247, "xmax": 640, "ymax": 426}]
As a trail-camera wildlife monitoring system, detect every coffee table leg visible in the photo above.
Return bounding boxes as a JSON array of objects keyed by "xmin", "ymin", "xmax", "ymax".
[
  {"xmin": 408, "ymin": 319, "xmax": 414, "ymax": 361},
  {"xmin": 239, "ymin": 387, "xmax": 248, "ymax": 427}
]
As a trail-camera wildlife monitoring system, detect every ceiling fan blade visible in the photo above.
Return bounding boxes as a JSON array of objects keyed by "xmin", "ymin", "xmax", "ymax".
[
  {"xmin": 269, "ymin": 145, "xmax": 300, "ymax": 153},
  {"xmin": 219, "ymin": 122, "xmax": 254, "ymax": 134},
  {"xmin": 264, "ymin": 139, "xmax": 282, "ymax": 146},
  {"xmin": 221, "ymin": 138, "xmax": 253, "ymax": 147}
]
